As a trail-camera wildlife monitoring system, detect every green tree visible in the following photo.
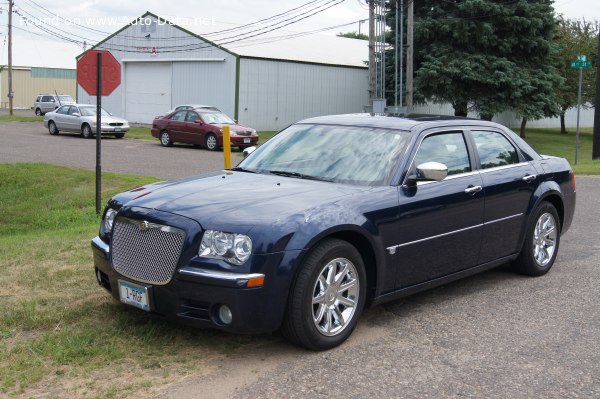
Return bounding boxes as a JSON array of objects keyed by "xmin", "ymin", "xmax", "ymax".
[
  {"xmin": 337, "ymin": 31, "xmax": 368, "ymax": 40},
  {"xmin": 399, "ymin": 0, "xmax": 562, "ymax": 137},
  {"xmin": 554, "ymin": 18, "xmax": 598, "ymax": 134}
]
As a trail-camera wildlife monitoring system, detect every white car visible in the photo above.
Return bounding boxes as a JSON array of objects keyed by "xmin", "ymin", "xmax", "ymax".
[
  {"xmin": 34, "ymin": 94, "xmax": 75, "ymax": 116},
  {"xmin": 43, "ymin": 104, "xmax": 130, "ymax": 138}
]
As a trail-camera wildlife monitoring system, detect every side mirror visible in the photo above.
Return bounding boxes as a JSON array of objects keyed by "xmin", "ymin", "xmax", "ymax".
[
  {"xmin": 72, "ymin": 112, "xmax": 80, "ymax": 117},
  {"xmin": 194, "ymin": 120, "xmax": 204, "ymax": 125},
  {"xmin": 405, "ymin": 162, "xmax": 448, "ymax": 186},
  {"xmin": 243, "ymin": 146, "xmax": 257, "ymax": 158}
]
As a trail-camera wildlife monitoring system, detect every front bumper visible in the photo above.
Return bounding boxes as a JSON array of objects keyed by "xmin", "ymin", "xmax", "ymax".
[{"xmin": 92, "ymin": 236, "xmax": 301, "ymax": 334}]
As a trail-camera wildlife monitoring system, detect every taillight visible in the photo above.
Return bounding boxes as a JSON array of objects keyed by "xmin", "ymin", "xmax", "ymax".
[{"xmin": 570, "ymin": 170, "xmax": 576, "ymax": 192}]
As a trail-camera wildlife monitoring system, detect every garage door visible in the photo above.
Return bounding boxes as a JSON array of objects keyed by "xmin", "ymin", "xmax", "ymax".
[{"xmin": 124, "ymin": 62, "xmax": 172, "ymax": 124}]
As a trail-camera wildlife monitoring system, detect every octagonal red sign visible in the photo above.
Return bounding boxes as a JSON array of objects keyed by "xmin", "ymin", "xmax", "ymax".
[{"xmin": 77, "ymin": 50, "xmax": 121, "ymax": 96}]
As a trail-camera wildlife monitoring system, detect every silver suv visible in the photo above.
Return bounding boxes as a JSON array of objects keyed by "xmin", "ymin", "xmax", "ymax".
[{"xmin": 34, "ymin": 94, "xmax": 75, "ymax": 116}]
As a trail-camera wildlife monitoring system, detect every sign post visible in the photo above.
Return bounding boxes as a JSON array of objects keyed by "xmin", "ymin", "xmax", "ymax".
[
  {"xmin": 76, "ymin": 50, "xmax": 121, "ymax": 214},
  {"xmin": 570, "ymin": 54, "xmax": 593, "ymax": 165}
]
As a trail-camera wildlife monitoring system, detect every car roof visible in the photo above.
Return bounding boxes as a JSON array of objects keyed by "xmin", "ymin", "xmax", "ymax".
[{"xmin": 297, "ymin": 113, "xmax": 499, "ymax": 131}]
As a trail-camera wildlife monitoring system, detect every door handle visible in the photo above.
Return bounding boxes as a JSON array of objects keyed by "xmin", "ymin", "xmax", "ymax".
[
  {"xmin": 464, "ymin": 185, "xmax": 482, "ymax": 195},
  {"xmin": 522, "ymin": 174, "xmax": 537, "ymax": 183}
]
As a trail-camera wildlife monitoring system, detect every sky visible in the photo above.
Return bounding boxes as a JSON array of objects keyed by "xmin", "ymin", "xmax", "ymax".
[{"xmin": 0, "ymin": 0, "xmax": 599, "ymax": 69}]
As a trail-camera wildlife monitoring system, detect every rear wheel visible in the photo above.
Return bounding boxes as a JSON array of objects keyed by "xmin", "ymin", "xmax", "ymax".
[
  {"xmin": 512, "ymin": 202, "xmax": 560, "ymax": 276},
  {"xmin": 81, "ymin": 124, "xmax": 93, "ymax": 139},
  {"xmin": 35, "ymin": 108, "xmax": 42, "ymax": 116},
  {"xmin": 160, "ymin": 130, "xmax": 173, "ymax": 147},
  {"xmin": 48, "ymin": 121, "xmax": 58, "ymax": 135},
  {"xmin": 282, "ymin": 239, "xmax": 366, "ymax": 350},
  {"xmin": 205, "ymin": 133, "xmax": 218, "ymax": 151}
]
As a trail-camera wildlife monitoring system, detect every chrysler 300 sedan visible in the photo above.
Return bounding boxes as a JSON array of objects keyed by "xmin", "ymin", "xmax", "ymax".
[{"xmin": 92, "ymin": 114, "xmax": 576, "ymax": 350}]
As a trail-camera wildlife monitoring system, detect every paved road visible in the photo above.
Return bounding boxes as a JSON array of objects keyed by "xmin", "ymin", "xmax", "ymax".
[
  {"xmin": 0, "ymin": 121, "xmax": 226, "ymax": 179},
  {"xmin": 3, "ymin": 120, "xmax": 599, "ymax": 398}
]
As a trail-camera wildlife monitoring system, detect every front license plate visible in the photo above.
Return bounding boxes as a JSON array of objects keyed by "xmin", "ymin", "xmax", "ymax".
[
  {"xmin": 244, "ymin": 138, "xmax": 251, "ymax": 143},
  {"xmin": 118, "ymin": 280, "xmax": 150, "ymax": 311},
  {"xmin": 114, "ymin": 128, "xmax": 122, "ymax": 132}
]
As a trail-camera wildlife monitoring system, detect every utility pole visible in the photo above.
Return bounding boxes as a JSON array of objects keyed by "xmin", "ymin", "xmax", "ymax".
[
  {"xmin": 368, "ymin": 0, "xmax": 376, "ymax": 103},
  {"xmin": 406, "ymin": 0, "xmax": 413, "ymax": 107},
  {"xmin": 8, "ymin": 0, "xmax": 14, "ymax": 115},
  {"xmin": 593, "ymin": 25, "xmax": 600, "ymax": 160}
]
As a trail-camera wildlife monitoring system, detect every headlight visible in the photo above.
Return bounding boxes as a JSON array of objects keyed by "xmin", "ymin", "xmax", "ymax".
[
  {"xmin": 103, "ymin": 208, "xmax": 118, "ymax": 233},
  {"xmin": 199, "ymin": 230, "xmax": 252, "ymax": 265},
  {"xmin": 101, "ymin": 122, "xmax": 109, "ymax": 126}
]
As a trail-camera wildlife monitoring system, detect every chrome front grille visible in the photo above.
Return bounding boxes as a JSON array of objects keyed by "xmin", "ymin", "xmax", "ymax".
[{"xmin": 111, "ymin": 218, "xmax": 186, "ymax": 285}]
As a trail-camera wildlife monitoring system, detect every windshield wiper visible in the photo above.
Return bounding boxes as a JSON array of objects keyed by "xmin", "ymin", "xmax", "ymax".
[
  {"xmin": 267, "ymin": 170, "xmax": 333, "ymax": 182},
  {"xmin": 230, "ymin": 167, "xmax": 257, "ymax": 173}
]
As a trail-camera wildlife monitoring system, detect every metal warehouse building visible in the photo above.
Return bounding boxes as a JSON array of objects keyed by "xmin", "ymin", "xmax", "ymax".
[
  {"xmin": 76, "ymin": 12, "xmax": 369, "ymax": 131},
  {"xmin": 0, "ymin": 66, "xmax": 76, "ymax": 109}
]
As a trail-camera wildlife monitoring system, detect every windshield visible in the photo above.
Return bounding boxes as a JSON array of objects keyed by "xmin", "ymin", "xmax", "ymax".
[
  {"xmin": 58, "ymin": 95, "xmax": 74, "ymax": 102},
  {"xmin": 79, "ymin": 106, "xmax": 111, "ymax": 117},
  {"xmin": 201, "ymin": 112, "xmax": 235, "ymax": 124},
  {"xmin": 239, "ymin": 124, "xmax": 410, "ymax": 186}
]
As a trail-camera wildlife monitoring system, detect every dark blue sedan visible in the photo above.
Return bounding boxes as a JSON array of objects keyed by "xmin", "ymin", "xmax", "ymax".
[{"xmin": 92, "ymin": 114, "xmax": 576, "ymax": 350}]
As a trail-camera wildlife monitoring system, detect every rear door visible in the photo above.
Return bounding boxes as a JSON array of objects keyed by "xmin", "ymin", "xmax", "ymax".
[
  {"xmin": 468, "ymin": 129, "xmax": 539, "ymax": 262},
  {"xmin": 165, "ymin": 111, "xmax": 188, "ymax": 142},
  {"xmin": 394, "ymin": 129, "xmax": 484, "ymax": 288}
]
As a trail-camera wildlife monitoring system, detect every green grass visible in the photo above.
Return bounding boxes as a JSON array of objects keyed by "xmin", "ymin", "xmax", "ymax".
[
  {"xmin": 519, "ymin": 127, "xmax": 600, "ymax": 175},
  {"xmin": 0, "ymin": 164, "xmax": 264, "ymax": 398},
  {"xmin": 0, "ymin": 114, "xmax": 43, "ymax": 122}
]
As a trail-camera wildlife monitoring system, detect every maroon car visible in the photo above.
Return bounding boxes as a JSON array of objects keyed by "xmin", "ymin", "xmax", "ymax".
[{"xmin": 151, "ymin": 109, "xmax": 259, "ymax": 151}]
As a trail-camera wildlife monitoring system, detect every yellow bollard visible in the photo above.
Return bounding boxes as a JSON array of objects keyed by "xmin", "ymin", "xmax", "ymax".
[{"xmin": 222, "ymin": 125, "xmax": 232, "ymax": 169}]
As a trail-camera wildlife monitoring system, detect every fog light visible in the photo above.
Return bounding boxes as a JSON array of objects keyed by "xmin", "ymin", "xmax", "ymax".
[{"xmin": 218, "ymin": 305, "xmax": 233, "ymax": 325}]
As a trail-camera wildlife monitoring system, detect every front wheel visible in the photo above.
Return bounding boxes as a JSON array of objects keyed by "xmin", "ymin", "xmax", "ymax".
[
  {"xmin": 282, "ymin": 239, "xmax": 366, "ymax": 350},
  {"xmin": 35, "ymin": 108, "xmax": 42, "ymax": 116},
  {"xmin": 114, "ymin": 133, "xmax": 124, "ymax": 139},
  {"xmin": 81, "ymin": 124, "xmax": 93, "ymax": 139},
  {"xmin": 512, "ymin": 202, "xmax": 561, "ymax": 276}
]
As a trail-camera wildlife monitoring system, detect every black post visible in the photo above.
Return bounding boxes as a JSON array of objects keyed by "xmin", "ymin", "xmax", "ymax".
[
  {"xmin": 96, "ymin": 52, "xmax": 102, "ymax": 215},
  {"xmin": 593, "ymin": 27, "xmax": 600, "ymax": 160}
]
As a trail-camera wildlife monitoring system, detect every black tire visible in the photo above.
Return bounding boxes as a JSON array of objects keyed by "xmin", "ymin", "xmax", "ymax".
[
  {"xmin": 81, "ymin": 124, "xmax": 93, "ymax": 139},
  {"xmin": 205, "ymin": 133, "xmax": 218, "ymax": 151},
  {"xmin": 281, "ymin": 238, "xmax": 366, "ymax": 350},
  {"xmin": 115, "ymin": 133, "xmax": 124, "ymax": 139},
  {"xmin": 48, "ymin": 121, "xmax": 59, "ymax": 135},
  {"xmin": 159, "ymin": 130, "xmax": 173, "ymax": 147},
  {"xmin": 512, "ymin": 201, "xmax": 561, "ymax": 276},
  {"xmin": 35, "ymin": 108, "xmax": 42, "ymax": 116}
]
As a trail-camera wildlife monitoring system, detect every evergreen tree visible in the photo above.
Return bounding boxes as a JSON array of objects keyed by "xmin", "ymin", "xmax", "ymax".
[{"xmin": 386, "ymin": 0, "xmax": 562, "ymax": 136}]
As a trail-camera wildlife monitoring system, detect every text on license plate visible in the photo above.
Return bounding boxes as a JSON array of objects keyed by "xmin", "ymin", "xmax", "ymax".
[
  {"xmin": 114, "ymin": 128, "xmax": 122, "ymax": 132},
  {"xmin": 244, "ymin": 138, "xmax": 251, "ymax": 143},
  {"xmin": 118, "ymin": 280, "xmax": 150, "ymax": 311}
]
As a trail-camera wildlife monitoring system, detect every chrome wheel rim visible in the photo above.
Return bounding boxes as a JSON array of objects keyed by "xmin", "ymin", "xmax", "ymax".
[
  {"xmin": 533, "ymin": 212, "xmax": 557, "ymax": 267},
  {"xmin": 206, "ymin": 135, "xmax": 217, "ymax": 150},
  {"xmin": 83, "ymin": 126, "xmax": 90, "ymax": 137},
  {"xmin": 49, "ymin": 123, "xmax": 56, "ymax": 134},
  {"xmin": 160, "ymin": 132, "xmax": 170, "ymax": 146},
  {"xmin": 312, "ymin": 257, "xmax": 359, "ymax": 337}
]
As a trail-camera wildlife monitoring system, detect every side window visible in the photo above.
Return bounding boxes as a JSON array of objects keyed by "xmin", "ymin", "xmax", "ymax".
[
  {"xmin": 36, "ymin": 96, "xmax": 41, "ymax": 102},
  {"xmin": 170, "ymin": 111, "xmax": 186, "ymax": 121},
  {"xmin": 413, "ymin": 132, "xmax": 472, "ymax": 176},
  {"xmin": 56, "ymin": 106, "xmax": 69, "ymax": 114},
  {"xmin": 472, "ymin": 131, "xmax": 519, "ymax": 169},
  {"xmin": 68, "ymin": 106, "xmax": 79, "ymax": 115},
  {"xmin": 185, "ymin": 111, "xmax": 199, "ymax": 122},
  {"xmin": 42, "ymin": 96, "xmax": 53, "ymax": 102}
]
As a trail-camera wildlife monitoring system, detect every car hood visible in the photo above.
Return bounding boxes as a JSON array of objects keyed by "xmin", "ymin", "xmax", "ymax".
[
  {"xmin": 119, "ymin": 171, "xmax": 368, "ymax": 231},
  {"xmin": 213, "ymin": 124, "xmax": 254, "ymax": 133}
]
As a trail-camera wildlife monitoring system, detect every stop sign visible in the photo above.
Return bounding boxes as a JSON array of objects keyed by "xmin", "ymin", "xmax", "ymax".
[{"xmin": 77, "ymin": 50, "xmax": 121, "ymax": 96}]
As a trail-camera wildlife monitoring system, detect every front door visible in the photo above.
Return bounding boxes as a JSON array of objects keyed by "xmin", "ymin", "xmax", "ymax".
[{"xmin": 393, "ymin": 130, "xmax": 484, "ymax": 288}]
